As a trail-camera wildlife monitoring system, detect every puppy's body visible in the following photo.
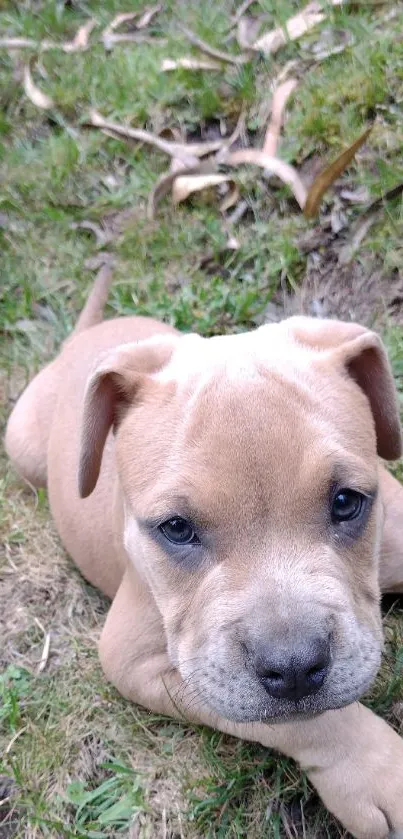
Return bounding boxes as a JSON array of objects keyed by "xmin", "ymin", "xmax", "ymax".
[{"xmin": 6, "ymin": 272, "xmax": 403, "ymax": 839}]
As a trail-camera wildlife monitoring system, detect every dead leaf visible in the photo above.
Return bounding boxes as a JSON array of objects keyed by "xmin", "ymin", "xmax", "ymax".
[
  {"xmin": 180, "ymin": 25, "xmax": 250, "ymax": 65},
  {"xmin": 172, "ymin": 173, "xmax": 234, "ymax": 205},
  {"xmin": 252, "ymin": 0, "xmax": 344, "ymax": 55},
  {"xmin": 89, "ymin": 110, "xmax": 229, "ymax": 164},
  {"xmin": 63, "ymin": 18, "xmax": 96, "ymax": 52},
  {"xmin": 102, "ymin": 5, "xmax": 161, "ymax": 48},
  {"xmin": 330, "ymin": 204, "xmax": 347, "ymax": 234},
  {"xmin": 5, "ymin": 727, "xmax": 27, "ymax": 754},
  {"xmin": 220, "ymin": 183, "xmax": 240, "ymax": 212},
  {"xmin": 237, "ymin": 16, "xmax": 261, "ymax": 49},
  {"xmin": 338, "ymin": 180, "xmax": 403, "ymax": 263},
  {"xmin": 226, "ymin": 149, "xmax": 307, "ymax": 208},
  {"xmin": 263, "ymin": 78, "xmax": 298, "ymax": 156},
  {"xmin": 214, "ymin": 109, "xmax": 246, "ymax": 163},
  {"xmin": 0, "ymin": 37, "xmax": 38, "ymax": 49},
  {"xmin": 148, "ymin": 162, "xmax": 217, "ymax": 219},
  {"xmin": 340, "ymin": 185, "xmax": 370, "ymax": 203},
  {"xmin": 137, "ymin": 4, "xmax": 161, "ymax": 28},
  {"xmin": 312, "ymin": 40, "xmax": 353, "ymax": 61},
  {"xmin": 162, "ymin": 57, "xmax": 222, "ymax": 71},
  {"xmin": 104, "ymin": 32, "xmax": 165, "ymax": 47},
  {"xmin": 226, "ymin": 234, "xmax": 240, "ymax": 249},
  {"xmin": 227, "ymin": 198, "xmax": 249, "ymax": 225},
  {"xmin": 232, "ymin": 0, "xmax": 259, "ymax": 25},
  {"xmin": 303, "ymin": 125, "xmax": 373, "ymax": 218},
  {"xmin": 105, "ymin": 11, "xmax": 140, "ymax": 34},
  {"xmin": 338, "ymin": 214, "xmax": 380, "ymax": 265},
  {"xmin": 274, "ymin": 60, "xmax": 300, "ymax": 85},
  {"xmin": 23, "ymin": 64, "xmax": 54, "ymax": 109},
  {"xmin": 38, "ymin": 632, "xmax": 51, "ymax": 673}
]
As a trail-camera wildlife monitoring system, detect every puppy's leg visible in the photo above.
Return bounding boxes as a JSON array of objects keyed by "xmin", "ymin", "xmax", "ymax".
[
  {"xmin": 101, "ymin": 568, "xmax": 403, "ymax": 839},
  {"xmin": 5, "ymin": 265, "xmax": 115, "ymax": 488},
  {"xmin": 5, "ymin": 359, "xmax": 59, "ymax": 488},
  {"xmin": 379, "ymin": 466, "xmax": 403, "ymax": 593}
]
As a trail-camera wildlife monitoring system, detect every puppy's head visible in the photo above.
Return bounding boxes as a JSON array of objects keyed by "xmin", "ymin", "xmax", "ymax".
[{"xmin": 79, "ymin": 318, "xmax": 401, "ymax": 722}]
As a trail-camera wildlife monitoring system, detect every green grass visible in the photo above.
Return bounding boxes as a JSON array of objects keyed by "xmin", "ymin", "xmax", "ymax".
[{"xmin": 1, "ymin": 0, "xmax": 403, "ymax": 836}]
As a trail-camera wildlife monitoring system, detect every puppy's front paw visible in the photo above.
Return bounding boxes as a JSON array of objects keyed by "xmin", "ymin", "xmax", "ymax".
[{"xmin": 307, "ymin": 720, "xmax": 403, "ymax": 839}]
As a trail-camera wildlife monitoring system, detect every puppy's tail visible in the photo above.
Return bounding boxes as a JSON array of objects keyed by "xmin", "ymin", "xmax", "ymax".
[{"xmin": 73, "ymin": 262, "xmax": 115, "ymax": 335}]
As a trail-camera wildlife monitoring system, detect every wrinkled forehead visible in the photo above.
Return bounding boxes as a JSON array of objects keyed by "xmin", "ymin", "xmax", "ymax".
[
  {"xmin": 157, "ymin": 324, "xmax": 304, "ymax": 392},
  {"xmin": 155, "ymin": 328, "xmax": 378, "ymax": 500},
  {"xmin": 157, "ymin": 326, "xmax": 374, "ymax": 448}
]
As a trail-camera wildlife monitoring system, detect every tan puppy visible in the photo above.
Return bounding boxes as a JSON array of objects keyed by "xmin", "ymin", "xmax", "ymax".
[{"xmin": 5, "ymin": 270, "xmax": 403, "ymax": 839}]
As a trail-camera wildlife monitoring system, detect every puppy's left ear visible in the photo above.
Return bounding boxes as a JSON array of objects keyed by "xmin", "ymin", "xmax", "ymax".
[
  {"xmin": 78, "ymin": 335, "xmax": 178, "ymax": 499},
  {"xmin": 288, "ymin": 317, "xmax": 402, "ymax": 461}
]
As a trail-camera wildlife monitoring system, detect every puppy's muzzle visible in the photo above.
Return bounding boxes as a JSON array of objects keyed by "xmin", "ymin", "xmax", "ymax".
[{"xmin": 252, "ymin": 636, "xmax": 331, "ymax": 701}]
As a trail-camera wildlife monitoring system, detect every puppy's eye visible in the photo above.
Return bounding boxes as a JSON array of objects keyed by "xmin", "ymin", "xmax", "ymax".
[
  {"xmin": 159, "ymin": 517, "xmax": 200, "ymax": 545},
  {"xmin": 331, "ymin": 489, "xmax": 364, "ymax": 523}
]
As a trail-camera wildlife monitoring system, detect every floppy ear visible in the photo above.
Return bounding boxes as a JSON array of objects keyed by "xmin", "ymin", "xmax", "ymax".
[
  {"xmin": 287, "ymin": 317, "xmax": 402, "ymax": 461},
  {"xmin": 78, "ymin": 336, "xmax": 177, "ymax": 499}
]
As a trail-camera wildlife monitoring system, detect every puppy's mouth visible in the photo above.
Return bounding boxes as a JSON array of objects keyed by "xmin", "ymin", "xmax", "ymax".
[
  {"xmin": 179, "ymin": 662, "xmax": 379, "ymax": 725},
  {"xmin": 203, "ymin": 689, "xmax": 362, "ymax": 725}
]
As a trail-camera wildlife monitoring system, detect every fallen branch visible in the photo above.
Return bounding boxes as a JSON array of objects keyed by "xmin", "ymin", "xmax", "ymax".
[
  {"xmin": 263, "ymin": 79, "xmax": 298, "ymax": 156},
  {"xmin": 179, "ymin": 25, "xmax": 250, "ymax": 65},
  {"xmin": 162, "ymin": 57, "xmax": 222, "ymax": 71},
  {"xmin": 88, "ymin": 110, "xmax": 226, "ymax": 165},
  {"xmin": 252, "ymin": 0, "xmax": 344, "ymax": 55},
  {"xmin": 23, "ymin": 64, "xmax": 54, "ymax": 109},
  {"xmin": 227, "ymin": 149, "xmax": 307, "ymax": 208}
]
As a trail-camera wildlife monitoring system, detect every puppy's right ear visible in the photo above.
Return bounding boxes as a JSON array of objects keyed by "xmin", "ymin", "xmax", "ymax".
[{"xmin": 78, "ymin": 336, "xmax": 177, "ymax": 499}]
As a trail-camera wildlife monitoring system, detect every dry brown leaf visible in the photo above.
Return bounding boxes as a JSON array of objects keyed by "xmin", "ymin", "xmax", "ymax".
[
  {"xmin": 172, "ymin": 173, "xmax": 234, "ymax": 205},
  {"xmin": 303, "ymin": 125, "xmax": 373, "ymax": 218},
  {"xmin": 227, "ymin": 198, "xmax": 249, "ymax": 225},
  {"xmin": 226, "ymin": 234, "xmax": 240, "ymax": 249},
  {"xmin": 312, "ymin": 40, "xmax": 352, "ymax": 61},
  {"xmin": 38, "ymin": 631, "xmax": 51, "ymax": 673},
  {"xmin": 23, "ymin": 64, "xmax": 54, "ymax": 109},
  {"xmin": 162, "ymin": 57, "xmax": 222, "ymax": 71},
  {"xmin": 274, "ymin": 60, "xmax": 300, "ymax": 85},
  {"xmin": 215, "ymin": 109, "xmax": 246, "ymax": 163},
  {"xmin": 148, "ymin": 163, "xmax": 218, "ymax": 219},
  {"xmin": 263, "ymin": 78, "xmax": 298, "ymax": 156},
  {"xmin": 63, "ymin": 18, "xmax": 96, "ymax": 52},
  {"xmin": 104, "ymin": 32, "xmax": 166, "ymax": 47},
  {"xmin": 340, "ymin": 185, "xmax": 370, "ymax": 203},
  {"xmin": 0, "ymin": 37, "xmax": 38, "ymax": 49},
  {"xmin": 232, "ymin": 0, "xmax": 259, "ymax": 25},
  {"xmin": 137, "ymin": 4, "xmax": 161, "ymax": 28},
  {"xmin": 89, "ymin": 110, "xmax": 229, "ymax": 163},
  {"xmin": 220, "ymin": 183, "xmax": 241, "ymax": 213},
  {"xmin": 237, "ymin": 16, "xmax": 261, "ymax": 49},
  {"xmin": 102, "ymin": 5, "xmax": 160, "ymax": 48},
  {"xmin": 5, "ymin": 727, "xmax": 27, "ymax": 755},
  {"xmin": 180, "ymin": 25, "xmax": 249, "ymax": 65},
  {"xmin": 338, "ymin": 214, "xmax": 380, "ymax": 265},
  {"xmin": 227, "ymin": 149, "xmax": 307, "ymax": 208},
  {"xmin": 252, "ymin": 0, "xmax": 344, "ymax": 55},
  {"xmin": 106, "ymin": 11, "xmax": 140, "ymax": 33}
]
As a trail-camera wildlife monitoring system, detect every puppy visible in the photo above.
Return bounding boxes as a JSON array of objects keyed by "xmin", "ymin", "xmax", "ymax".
[{"xmin": 5, "ymin": 269, "xmax": 403, "ymax": 838}]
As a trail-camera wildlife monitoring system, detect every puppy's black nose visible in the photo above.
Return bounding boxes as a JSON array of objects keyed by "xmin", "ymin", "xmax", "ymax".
[{"xmin": 255, "ymin": 638, "xmax": 330, "ymax": 701}]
